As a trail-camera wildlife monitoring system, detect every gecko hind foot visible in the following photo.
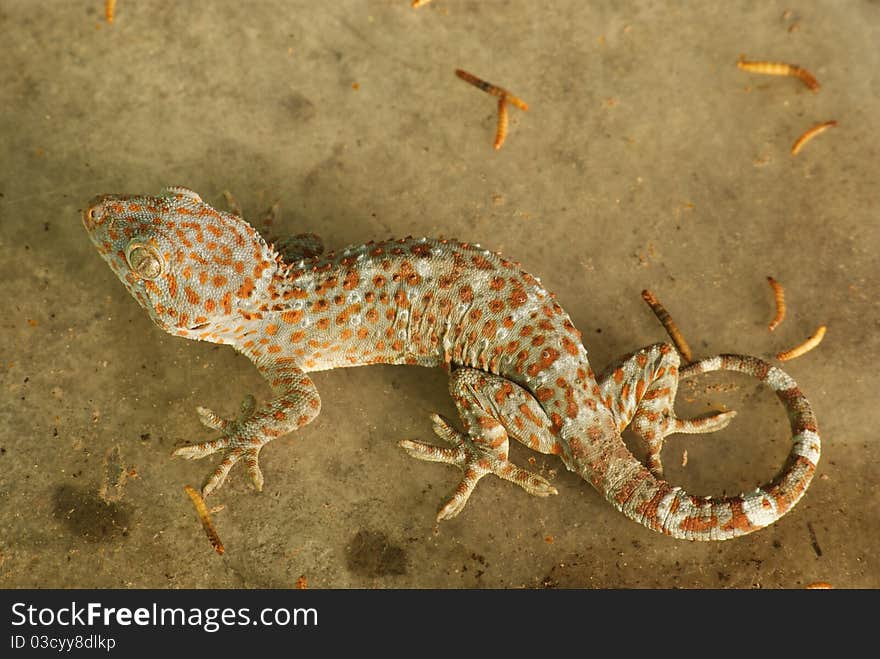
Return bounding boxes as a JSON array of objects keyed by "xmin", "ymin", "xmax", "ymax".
[
  {"xmin": 637, "ymin": 409, "xmax": 738, "ymax": 479},
  {"xmin": 172, "ymin": 395, "xmax": 265, "ymax": 496},
  {"xmin": 399, "ymin": 413, "xmax": 557, "ymax": 521}
]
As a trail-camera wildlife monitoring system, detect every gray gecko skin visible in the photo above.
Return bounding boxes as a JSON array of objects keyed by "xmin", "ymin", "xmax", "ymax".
[{"xmin": 82, "ymin": 186, "xmax": 820, "ymax": 541}]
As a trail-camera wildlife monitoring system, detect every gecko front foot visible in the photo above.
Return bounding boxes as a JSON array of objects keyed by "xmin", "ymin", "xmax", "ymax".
[
  {"xmin": 172, "ymin": 395, "xmax": 266, "ymax": 496},
  {"xmin": 399, "ymin": 413, "xmax": 557, "ymax": 521}
]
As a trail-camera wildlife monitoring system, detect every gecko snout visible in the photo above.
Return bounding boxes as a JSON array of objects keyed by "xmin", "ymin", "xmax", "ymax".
[{"xmin": 82, "ymin": 195, "xmax": 114, "ymax": 230}]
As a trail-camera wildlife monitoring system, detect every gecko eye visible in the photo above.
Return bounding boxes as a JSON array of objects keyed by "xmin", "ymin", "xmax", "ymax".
[{"xmin": 125, "ymin": 242, "xmax": 164, "ymax": 279}]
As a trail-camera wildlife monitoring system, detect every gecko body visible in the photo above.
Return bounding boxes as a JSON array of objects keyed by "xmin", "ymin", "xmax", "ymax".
[{"xmin": 82, "ymin": 187, "xmax": 820, "ymax": 540}]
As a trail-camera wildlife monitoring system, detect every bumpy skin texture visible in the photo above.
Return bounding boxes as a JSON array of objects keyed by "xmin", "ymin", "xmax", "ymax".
[{"xmin": 82, "ymin": 187, "xmax": 821, "ymax": 540}]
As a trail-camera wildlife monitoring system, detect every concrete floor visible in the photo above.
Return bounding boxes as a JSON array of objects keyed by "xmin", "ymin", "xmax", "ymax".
[{"xmin": 1, "ymin": 1, "xmax": 877, "ymax": 588}]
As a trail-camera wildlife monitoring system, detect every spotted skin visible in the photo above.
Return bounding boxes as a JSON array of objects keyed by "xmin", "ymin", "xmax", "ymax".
[{"xmin": 82, "ymin": 187, "xmax": 821, "ymax": 541}]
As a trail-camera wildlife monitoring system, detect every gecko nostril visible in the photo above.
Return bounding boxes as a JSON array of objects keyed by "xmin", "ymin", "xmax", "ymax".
[{"xmin": 83, "ymin": 202, "xmax": 105, "ymax": 227}]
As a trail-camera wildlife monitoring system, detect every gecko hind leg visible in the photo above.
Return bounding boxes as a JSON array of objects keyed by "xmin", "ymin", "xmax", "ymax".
[
  {"xmin": 399, "ymin": 368, "xmax": 560, "ymax": 521},
  {"xmin": 598, "ymin": 343, "xmax": 736, "ymax": 478}
]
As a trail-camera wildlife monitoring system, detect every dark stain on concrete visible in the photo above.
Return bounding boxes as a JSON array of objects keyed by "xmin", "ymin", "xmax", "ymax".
[
  {"xmin": 52, "ymin": 485, "xmax": 131, "ymax": 543},
  {"xmin": 345, "ymin": 530, "xmax": 407, "ymax": 576}
]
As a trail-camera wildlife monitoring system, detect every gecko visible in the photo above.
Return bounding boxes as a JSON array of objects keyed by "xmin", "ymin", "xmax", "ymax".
[{"xmin": 82, "ymin": 186, "xmax": 820, "ymax": 541}]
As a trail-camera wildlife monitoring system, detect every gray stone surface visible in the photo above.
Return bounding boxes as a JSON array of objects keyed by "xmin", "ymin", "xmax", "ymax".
[{"xmin": 1, "ymin": 1, "xmax": 877, "ymax": 588}]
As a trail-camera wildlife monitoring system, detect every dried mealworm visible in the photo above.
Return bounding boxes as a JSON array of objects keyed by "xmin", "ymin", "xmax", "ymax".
[
  {"xmin": 736, "ymin": 58, "xmax": 820, "ymax": 91},
  {"xmin": 494, "ymin": 97, "xmax": 509, "ymax": 150},
  {"xmin": 641, "ymin": 289, "xmax": 694, "ymax": 363},
  {"xmin": 105, "ymin": 0, "xmax": 115, "ymax": 23},
  {"xmin": 681, "ymin": 449, "xmax": 688, "ymax": 468},
  {"xmin": 184, "ymin": 485, "xmax": 225, "ymax": 555},
  {"xmin": 412, "ymin": 0, "xmax": 432, "ymax": 7},
  {"xmin": 791, "ymin": 120, "xmax": 838, "ymax": 156},
  {"xmin": 776, "ymin": 325, "xmax": 827, "ymax": 361},
  {"xmin": 455, "ymin": 69, "xmax": 529, "ymax": 111},
  {"xmin": 222, "ymin": 190, "xmax": 242, "ymax": 217},
  {"xmin": 767, "ymin": 276, "xmax": 786, "ymax": 331},
  {"xmin": 805, "ymin": 582, "xmax": 834, "ymax": 589}
]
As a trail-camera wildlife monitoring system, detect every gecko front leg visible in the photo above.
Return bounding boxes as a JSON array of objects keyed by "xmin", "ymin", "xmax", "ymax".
[{"xmin": 173, "ymin": 362, "xmax": 321, "ymax": 496}]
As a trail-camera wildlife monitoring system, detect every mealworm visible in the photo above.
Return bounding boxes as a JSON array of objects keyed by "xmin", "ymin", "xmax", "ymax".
[
  {"xmin": 412, "ymin": 0, "xmax": 432, "ymax": 7},
  {"xmin": 494, "ymin": 97, "xmax": 509, "ymax": 150},
  {"xmin": 736, "ymin": 58, "xmax": 820, "ymax": 91},
  {"xmin": 222, "ymin": 190, "xmax": 242, "ymax": 217},
  {"xmin": 105, "ymin": 0, "xmax": 115, "ymax": 23},
  {"xmin": 791, "ymin": 120, "xmax": 837, "ymax": 156},
  {"xmin": 776, "ymin": 325, "xmax": 827, "ymax": 361},
  {"xmin": 767, "ymin": 276, "xmax": 786, "ymax": 331},
  {"xmin": 184, "ymin": 485, "xmax": 225, "ymax": 555},
  {"xmin": 805, "ymin": 582, "xmax": 834, "ymax": 589},
  {"xmin": 455, "ymin": 69, "xmax": 529, "ymax": 111},
  {"xmin": 681, "ymin": 449, "xmax": 688, "ymax": 468},
  {"xmin": 641, "ymin": 289, "xmax": 694, "ymax": 363}
]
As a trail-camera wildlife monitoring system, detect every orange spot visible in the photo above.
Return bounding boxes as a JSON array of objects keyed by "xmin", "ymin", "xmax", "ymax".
[
  {"xmin": 236, "ymin": 278, "xmax": 255, "ymax": 299},
  {"xmin": 343, "ymin": 270, "xmax": 360, "ymax": 290},
  {"xmin": 635, "ymin": 379, "xmax": 646, "ymax": 401},
  {"xmin": 536, "ymin": 388, "xmax": 554, "ymax": 402},
  {"xmin": 519, "ymin": 403, "xmax": 543, "ymax": 426},
  {"xmin": 184, "ymin": 286, "xmax": 200, "ymax": 305},
  {"xmin": 679, "ymin": 515, "xmax": 719, "ymax": 533},
  {"xmin": 509, "ymin": 288, "xmax": 527, "ymax": 308}
]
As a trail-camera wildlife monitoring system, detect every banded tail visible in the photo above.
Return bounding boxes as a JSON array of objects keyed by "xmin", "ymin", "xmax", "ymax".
[{"xmin": 587, "ymin": 354, "xmax": 819, "ymax": 541}]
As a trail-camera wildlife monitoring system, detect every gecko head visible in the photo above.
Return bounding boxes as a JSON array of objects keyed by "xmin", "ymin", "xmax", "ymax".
[{"xmin": 82, "ymin": 186, "xmax": 279, "ymax": 340}]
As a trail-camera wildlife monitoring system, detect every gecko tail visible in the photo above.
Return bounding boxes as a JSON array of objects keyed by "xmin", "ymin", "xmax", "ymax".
[{"xmin": 602, "ymin": 354, "xmax": 820, "ymax": 541}]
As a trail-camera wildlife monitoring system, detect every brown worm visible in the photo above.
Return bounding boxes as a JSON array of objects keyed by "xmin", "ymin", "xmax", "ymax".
[
  {"xmin": 767, "ymin": 276, "xmax": 786, "ymax": 331},
  {"xmin": 641, "ymin": 289, "xmax": 694, "ymax": 363},
  {"xmin": 184, "ymin": 485, "xmax": 225, "ymax": 555},
  {"xmin": 494, "ymin": 98, "xmax": 509, "ymax": 150},
  {"xmin": 737, "ymin": 58, "xmax": 820, "ymax": 91},
  {"xmin": 776, "ymin": 325, "xmax": 827, "ymax": 361},
  {"xmin": 455, "ymin": 69, "xmax": 529, "ymax": 111},
  {"xmin": 791, "ymin": 120, "xmax": 838, "ymax": 156}
]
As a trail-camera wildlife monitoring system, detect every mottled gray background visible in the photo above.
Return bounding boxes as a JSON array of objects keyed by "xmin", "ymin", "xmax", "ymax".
[{"xmin": 1, "ymin": 1, "xmax": 877, "ymax": 588}]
